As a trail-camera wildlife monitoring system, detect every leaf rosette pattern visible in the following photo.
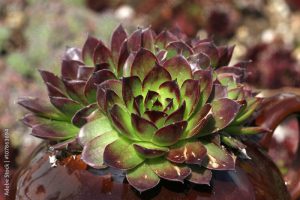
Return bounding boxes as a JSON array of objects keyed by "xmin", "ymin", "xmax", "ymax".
[{"xmin": 19, "ymin": 25, "xmax": 266, "ymax": 192}]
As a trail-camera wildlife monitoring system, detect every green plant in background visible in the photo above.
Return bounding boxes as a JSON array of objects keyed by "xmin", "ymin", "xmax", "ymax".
[{"xmin": 19, "ymin": 25, "xmax": 266, "ymax": 192}]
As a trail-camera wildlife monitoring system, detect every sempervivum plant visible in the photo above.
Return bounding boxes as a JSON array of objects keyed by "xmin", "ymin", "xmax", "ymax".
[{"xmin": 19, "ymin": 25, "xmax": 265, "ymax": 192}]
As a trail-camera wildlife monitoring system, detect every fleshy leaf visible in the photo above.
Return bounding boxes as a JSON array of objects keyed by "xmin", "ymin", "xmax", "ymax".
[
  {"xmin": 203, "ymin": 142, "xmax": 235, "ymax": 170},
  {"xmin": 122, "ymin": 76, "xmax": 142, "ymax": 108},
  {"xmin": 149, "ymin": 158, "xmax": 191, "ymax": 182},
  {"xmin": 142, "ymin": 28, "xmax": 155, "ymax": 52},
  {"xmin": 211, "ymin": 98, "xmax": 240, "ymax": 131},
  {"xmin": 127, "ymin": 28, "xmax": 142, "ymax": 52},
  {"xmin": 104, "ymin": 139, "xmax": 144, "ymax": 170},
  {"xmin": 131, "ymin": 114, "xmax": 157, "ymax": 141},
  {"xmin": 133, "ymin": 142, "xmax": 168, "ymax": 158},
  {"xmin": 84, "ymin": 69, "xmax": 117, "ymax": 103},
  {"xmin": 188, "ymin": 53, "xmax": 210, "ymax": 70},
  {"xmin": 142, "ymin": 66, "xmax": 172, "ymax": 91},
  {"xmin": 187, "ymin": 166, "xmax": 212, "ymax": 185},
  {"xmin": 22, "ymin": 114, "xmax": 49, "ymax": 127},
  {"xmin": 61, "ymin": 60, "xmax": 83, "ymax": 80},
  {"xmin": 167, "ymin": 141, "xmax": 207, "ymax": 164},
  {"xmin": 152, "ymin": 121, "xmax": 187, "ymax": 146},
  {"xmin": 18, "ymin": 97, "xmax": 67, "ymax": 120},
  {"xmin": 164, "ymin": 102, "xmax": 185, "ymax": 126},
  {"xmin": 181, "ymin": 79, "xmax": 200, "ymax": 116},
  {"xmin": 193, "ymin": 69, "xmax": 213, "ymax": 106},
  {"xmin": 78, "ymin": 116, "xmax": 114, "ymax": 145},
  {"xmin": 32, "ymin": 120, "xmax": 79, "ymax": 140},
  {"xmin": 82, "ymin": 130, "xmax": 118, "ymax": 169},
  {"xmin": 49, "ymin": 97, "xmax": 82, "ymax": 118},
  {"xmin": 93, "ymin": 42, "xmax": 115, "ymax": 72},
  {"xmin": 166, "ymin": 41, "xmax": 193, "ymax": 59},
  {"xmin": 130, "ymin": 48, "xmax": 157, "ymax": 80},
  {"xmin": 126, "ymin": 163, "xmax": 160, "ymax": 192},
  {"xmin": 39, "ymin": 70, "xmax": 65, "ymax": 92},
  {"xmin": 72, "ymin": 104, "xmax": 99, "ymax": 127},
  {"xmin": 185, "ymin": 104, "xmax": 212, "ymax": 138},
  {"xmin": 158, "ymin": 81, "xmax": 180, "ymax": 107},
  {"xmin": 224, "ymin": 126, "xmax": 270, "ymax": 135},
  {"xmin": 194, "ymin": 42, "xmax": 219, "ymax": 67},
  {"xmin": 82, "ymin": 35, "xmax": 99, "ymax": 65},
  {"xmin": 109, "ymin": 104, "xmax": 137, "ymax": 140},
  {"xmin": 163, "ymin": 56, "xmax": 192, "ymax": 86},
  {"xmin": 97, "ymin": 79, "xmax": 122, "ymax": 111},
  {"xmin": 155, "ymin": 31, "xmax": 177, "ymax": 49},
  {"xmin": 111, "ymin": 24, "xmax": 127, "ymax": 64},
  {"xmin": 144, "ymin": 111, "xmax": 167, "ymax": 127},
  {"xmin": 63, "ymin": 80, "xmax": 87, "ymax": 104}
]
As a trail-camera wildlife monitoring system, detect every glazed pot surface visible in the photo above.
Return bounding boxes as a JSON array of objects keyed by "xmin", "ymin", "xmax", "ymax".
[{"xmin": 10, "ymin": 141, "xmax": 289, "ymax": 200}]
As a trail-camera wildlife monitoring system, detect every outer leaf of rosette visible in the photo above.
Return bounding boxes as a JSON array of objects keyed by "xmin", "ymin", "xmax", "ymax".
[
  {"xmin": 104, "ymin": 138, "xmax": 145, "ymax": 170},
  {"xmin": 163, "ymin": 55, "xmax": 192, "ymax": 87},
  {"xmin": 130, "ymin": 48, "xmax": 158, "ymax": 81},
  {"xmin": 202, "ymin": 141, "xmax": 235, "ymax": 170},
  {"xmin": 133, "ymin": 142, "xmax": 169, "ymax": 158},
  {"xmin": 148, "ymin": 158, "xmax": 191, "ymax": 183},
  {"xmin": 126, "ymin": 163, "xmax": 160, "ymax": 193},
  {"xmin": 81, "ymin": 130, "xmax": 119, "ymax": 169}
]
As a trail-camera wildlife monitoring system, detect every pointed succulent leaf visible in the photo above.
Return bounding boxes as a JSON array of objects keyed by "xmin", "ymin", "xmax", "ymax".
[
  {"xmin": 211, "ymin": 98, "xmax": 240, "ymax": 131},
  {"xmin": 217, "ymin": 45, "xmax": 235, "ymax": 67},
  {"xmin": 194, "ymin": 42, "xmax": 219, "ymax": 67},
  {"xmin": 164, "ymin": 102, "xmax": 185, "ymax": 126},
  {"xmin": 45, "ymin": 82, "xmax": 67, "ymax": 98},
  {"xmin": 109, "ymin": 104, "xmax": 137, "ymax": 140},
  {"xmin": 163, "ymin": 56, "xmax": 192, "ymax": 86},
  {"xmin": 82, "ymin": 130, "xmax": 118, "ymax": 169},
  {"xmin": 186, "ymin": 104, "xmax": 212, "ymax": 137},
  {"xmin": 39, "ymin": 70, "xmax": 65, "ymax": 92},
  {"xmin": 133, "ymin": 95, "xmax": 144, "ymax": 115},
  {"xmin": 61, "ymin": 60, "xmax": 83, "ymax": 80},
  {"xmin": 84, "ymin": 69, "xmax": 117, "ymax": 103},
  {"xmin": 203, "ymin": 142, "xmax": 235, "ymax": 170},
  {"xmin": 167, "ymin": 141, "xmax": 207, "ymax": 165},
  {"xmin": 127, "ymin": 28, "xmax": 142, "ymax": 52},
  {"xmin": 166, "ymin": 41, "xmax": 193, "ymax": 59},
  {"xmin": 63, "ymin": 47, "xmax": 81, "ymax": 61},
  {"xmin": 188, "ymin": 53, "xmax": 210, "ymax": 70},
  {"xmin": 77, "ymin": 66, "xmax": 94, "ymax": 80},
  {"xmin": 78, "ymin": 116, "xmax": 114, "ymax": 145},
  {"xmin": 126, "ymin": 163, "xmax": 160, "ymax": 193},
  {"xmin": 221, "ymin": 135, "xmax": 246, "ymax": 151},
  {"xmin": 32, "ymin": 120, "xmax": 79, "ymax": 140},
  {"xmin": 181, "ymin": 79, "xmax": 200, "ymax": 116},
  {"xmin": 152, "ymin": 121, "xmax": 187, "ymax": 146},
  {"xmin": 97, "ymin": 79, "xmax": 122, "ymax": 111},
  {"xmin": 233, "ymin": 98, "xmax": 262, "ymax": 125},
  {"xmin": 93, "ymin": 42, "xmax": 115, "ymax": 72},
  {"xmin": 187, "ymin": 166, "xmax": 212, "ymax": 185},
  {"xmin": 211, "ymin": 84, "xmax": 228, "ymax": 100},
  {"xmin": 158, "ymin": 81, "xmax": 180, "ymax": 107},
  {"xmin": 142, "ymin": 66, "xmax": 172, "ymax": 91},
  {"xmin": 142, "ymin": 28, "xmax": 155, "ymax": 52},
  {"xmin": 105, "ymin": 90, "xmax": 123, "ymax": 111},
  {"xmin": 224, "ymin": 126, "xmax": 270, "ymax": 135},
  {"xmin": 193, "ymin": 69, "xmax": 213, "ymax": 106},
  {"xmin": 149, "ymin": 158, "xmax": 191, "ymax": 182},
  {"xmin": 72, "ymin": 103, "xmax": 98, "ymax": 127},
  {"xmin": 22, "ymin": 114, "xmax": 49, "ymax": 127},
  {"xmin": 133, "ymin": 142, "xmax": 168, "ymax": 158},
  {"xmin": 155, "ymin": 31, "xmax": 177, "ymax": 49},
  {"xmin": 144, "ymin": 111, "xmax": 167, "ymax": 127},
  {"xmin": 130, "ymin": 48, "xmax": 157, "ymax": 80},
  {"xmin": 18, "ymin": 97, "xmax": 67, "ymax": 120},
  {"xmin": 117, "ymin": 40, "xmax": 129, "ymax": 76},
  {"xmin": 131, "ymin": 114, "xmax": 157, "ymax": 141},
  {"xmin": 122, "ymin": 76, "xmax": 142, "ymax": 108},
  {"xmin": 63, "ymin": 80, "xmax": 87, "ymax": 104},
  {"xmin": 82, "ymin": 35, "xmax": 100, "ymax": 65},
  {"xmin": 104, "ymin": 139, "xmax": 144, "ymax": 170},
  {"xmin": 111, "ymin": 24, "xmax": 127, "ymax": 63},
  {"xmin": 49, "ymin": 97, "xmax": 82, "ymax": 118}
]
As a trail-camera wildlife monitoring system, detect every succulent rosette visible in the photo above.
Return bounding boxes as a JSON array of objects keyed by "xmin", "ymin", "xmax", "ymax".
[{"xmin": 19, "ymin": 25, "xmax": 265, "ymax": 192}]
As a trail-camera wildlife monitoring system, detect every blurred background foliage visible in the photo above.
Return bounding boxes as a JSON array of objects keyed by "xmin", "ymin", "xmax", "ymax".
[{"xmin": 1, "ymin": 0, "xmax": 300, "ymax": 197}]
